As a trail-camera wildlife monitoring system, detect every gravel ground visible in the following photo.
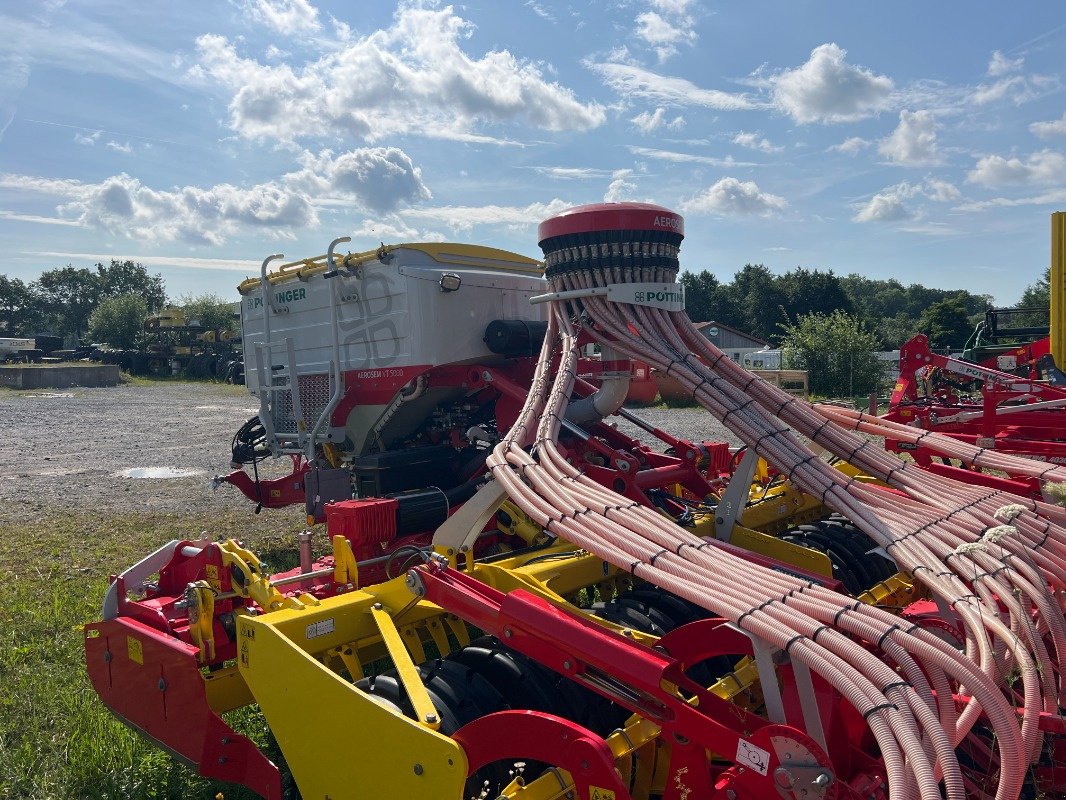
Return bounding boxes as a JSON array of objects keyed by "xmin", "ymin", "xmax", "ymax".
[{"xmin": 0, "ymin": 382, "xmax": 742, "ymax": 524}]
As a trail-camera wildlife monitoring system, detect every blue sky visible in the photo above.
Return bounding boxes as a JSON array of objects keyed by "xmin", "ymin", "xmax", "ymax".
[{"xmin": 1, "ymin": 0, "xmax": 1064, "ymax": 305}]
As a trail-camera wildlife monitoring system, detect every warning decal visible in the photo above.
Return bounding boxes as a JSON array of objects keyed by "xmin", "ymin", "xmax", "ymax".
[
  {"xmin": 589, "ymin": 788, "xmax": 617, "ymax": 800},
  {"xmin": 735, "ymin": 738, "xmax": 770, "ymax": 775}
]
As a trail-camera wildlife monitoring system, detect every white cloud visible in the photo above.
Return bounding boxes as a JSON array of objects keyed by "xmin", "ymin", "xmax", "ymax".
[
  {"xmin": 635, "ymin": 11, "xmax": 696, "ymax": 61},
  {"xmin": 403, "ymin": 198, "xmax": 572, "ymax": 232},
  {"xmin": 877, "ymin": 110, "xmax": 940, "ymax": 166},
  {"xmin": 627, "ymin": 146, "xmax": 755, "ymax": 167},
  {"xmin": 533, "ymin": 166, "xmax": 612, "ymax": 180},
  {"xmin": 681, "ymin": 178, "xmax": 787, "ymax": 217},
  {"xmin": 284, "ymin": 147, "xmax": 431, "ymax": 213},
  {"xmin": 630, "ymin": 106, "xmax": 684, "ymax": 133},
  {"xmin": 924, "ymin": 178, "xmax": 961, "ymax": 202},
  {"xmin": 29, "ymin": 251, "xmax": 261, "ymax": 271},
  {"xmin": 967, "ymin": 149, "xmax": 1066, "ymax": 186},
  {"xmin": 193, "ymin": 5, "xmax": 605, "ymax": 144},
  {"xmin": 106, "ymin": 140, "xmax": 133, "ymax": 154},
  {"xmin": 0, "ymin": 54, "xmax": 30, "ymax": 144},
  {"xmin": 634, "ymin": 0, "xmax": 697, "ymax": 61},
  {"xmin": 264, "ymin": 44, "xmax": 291, "ymax": 60},
  {"xmin": 238, "ymin": 0, "xmax": 321, "ymax": 35},
  {"xmin": 732, "ymin": 131, "xmax": 782, "ymax": 153},
  {"xmin": 589, "ymin": 62, "xmax": 756, "ymax": 110},
  {"xmin": 0, "ymin": 211, "xmax": 82, "ymax": 227},
  {"xmin": 852, "ymin": 178, "xmax": 959, "ymax": 223},
  {"xmin": 955, "ymin": 188, "xmax": 1066, "ymax": 212},
  {"xmin": 74, "ymin": 130, "xmax": 102, "ymax": 146},
  {"xmin": 525, "ymin": 1, "xmax": 555, "ymax": 22},
  {"xmin": 604, "ymin": 169, "xmax": 637, "ymax": 202},
  {"xmin": 988, "ymin": 50, "xmax": 1023, "ymax": 77},
  {"xmin": 829, "ymin": 136, "xmax": 869, "ymax": 155},
  {"xmin": 770, "ymin": 43, "xmax": 894, "ymax": 124},
  {"xmin": 1, "ymin": 171, "xmax": 316, "ymax": 245},
  {"xmin": 853, "ymin": 192, "xmax": 912, "ymax": 223},
  {"xmin": 1031, "ymin": 113, "xmax": 1066, "ymax": 139},
  {"xmin": 968, "ymin": 76, "xmax": 1025, "ymax": 105}
]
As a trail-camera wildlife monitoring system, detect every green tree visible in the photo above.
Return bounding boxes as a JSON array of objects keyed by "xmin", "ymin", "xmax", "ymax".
[
  {"xmin": 179, "ymin": 293, "xmax": 239, "ymax": 334},
  {"xmin": 87, "ymin": 294, "xmax": 149, "ymax": 349},
  {"xmin": 779, "ymin": 310, "xmax": 885, "ymax": 397},
  {"xmin": 919, "ymin": 297, "xmax": 977, "ymax": 350},
  {"xmin": 777, "ymin": 267, "xmax": 852, "ymax": 322},
  {"xmin": 37, "ymin": 266, "xmax": 100, "ymax": 343},
  {"xmin": 96, "ymin": 259, "xmax": 166, "ymax": 311},
  {"xmin": 732, "ymin": 263, "xmax": 788, "ymax": 342},
  {"xmin": 680, "ymin": 269, "xmax": 725, "ymax": 323},
  {"xmin": 0, "ymin": 275, "xmax": 42, "ymax": 335}
]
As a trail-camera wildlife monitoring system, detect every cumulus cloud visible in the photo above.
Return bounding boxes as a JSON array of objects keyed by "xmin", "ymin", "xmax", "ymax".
[
  {"xmin": 284, "ymin": 147, "xmax": 431, "ymax": 213},
  {"xmin": 238, "ymin": 0, "xmax": 321, "ymax": 35},
  {"xmin": 38, "ymin": 173, "xmax": 317, "ymax": 245},
  {"xmin": 829, "ymin": 136, "xmax": 869, "ymax": 155},
  {"xmin": 681, "ymin": 178, "xmax": 787, "ymax": 216},
  {"xmin": 967, "ymin": 149, "xmax": 1066, "ymax": 186},
  {"xmin": 589, "ymin": 62, "xmax": 756, "ymax": 110},
  {"xmin": 192, "ymin": 5, "xmax": 605, "ymax": 144},
  {"xmin": 852, "ymin": 178, "xmax": 959, "ymax": 223},
  {"xmin": 878, "ymin": 110, "xmax": 940, "ymax": 166},
  {"xmin": 732, "ymin": 131, "xmax": 782, "ymax": 153},
  {"xmin": 106, "ymin": 140, "xmax": 133, "ymax": 154},
  {"xmin": 770, "ymin": 43, "xmax": 894, "ymax": 124},
  {"xmin": 74, "ymin": 130, "xmax": 102, "ymax": 146},
  {"xmin": 987, "ymin": 49, "xmax": 1023, "ymax": 77},
  {"xmin": 853, "ymin": 192, "xmax": 912, "ymax": 223},
  {"xmin": 0, "ymin": 140, "xmax": 441, "ymax": 243},
  {"xmin": 630, "ymin": 106, "xmax": 684, "ymax": 133},
  {"xmin": 1031, "ymin": 112, "xmax": 1066, "ymax": 139},
  {"xmin": 635, "ymin": 2, "xmax": 697, "ymax": 62},
  {"xmin": 604, "ymin": 169, "xmax": 637, "ymax": 202}
]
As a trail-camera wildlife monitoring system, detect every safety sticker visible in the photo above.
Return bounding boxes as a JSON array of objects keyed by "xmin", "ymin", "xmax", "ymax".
[
  {"xmin": 305, "ymin": 618, "xmax": 335, "ymax": 639},
  {"xmin": 589, "ymin": 788, "xmax": 616, "ymax": 800},
  {"xmin": 735, "ymin": 739, "xmax": 770, "ymax": 775},
  {"xmin": 127, "ymin": 636, "xmax": 143, "ymax": 665}
]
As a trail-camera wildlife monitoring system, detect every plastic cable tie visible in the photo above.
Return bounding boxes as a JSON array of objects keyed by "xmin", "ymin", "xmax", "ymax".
[
  {"xmin": 784, "ymin": 634, "xmax": 806, "ymax": 654},
  {"xmin": 863, "ymin": 702, "xmax": 899, "ymax": 720},
  {"xmin": 881, "ymin": 680, "xmax": 912, "ymax": 693},
  {"xmin": 810, "ymin": 624, "xmax": 831, "ymax": 641},
  {"xmin": 786, "ymin": 454, "xmax": 818, "ymax": 483},
  {"xmin": 629, "ymin": 560, "xmax": 642, "ymax": 575},
  {"xmin": 877, "ymin": 624, "xmax": 902, "ymax": 650},
  {"xmin": 775, "ymin": 396, "xmax": 794, "ymax": 416},
  {"xmin": 812, "ymin": 417, "xmax": 833, "ymax": 439},
  {"xmin": 648, "ymin": 549, "xmax": 669, "ymax": 567}
]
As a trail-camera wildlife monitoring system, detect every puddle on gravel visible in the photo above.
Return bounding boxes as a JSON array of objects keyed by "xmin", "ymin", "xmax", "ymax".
[{"xmin": 114, "ymin": 467, "xmax": 206, "ymax": 479}]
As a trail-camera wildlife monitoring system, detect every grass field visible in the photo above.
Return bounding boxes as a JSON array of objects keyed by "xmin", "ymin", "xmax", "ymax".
[{"xmin": 0, "ymin": 509, "xmax": 306, "ymax": 800}]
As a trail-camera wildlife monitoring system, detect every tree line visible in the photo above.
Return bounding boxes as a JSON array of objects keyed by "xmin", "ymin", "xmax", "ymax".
[
  {"xmin": 680, "ymin": 264, "xmax": 1013, "ymax": 350},
  {"xmin": 0, "ymin": 261, "xmax": 235, "ymax": 349}
]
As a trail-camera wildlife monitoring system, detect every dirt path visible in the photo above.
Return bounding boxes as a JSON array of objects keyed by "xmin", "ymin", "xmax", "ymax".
[{"xmin": 0, "ymin": 382, "xmax": 742, "ymax": 524}]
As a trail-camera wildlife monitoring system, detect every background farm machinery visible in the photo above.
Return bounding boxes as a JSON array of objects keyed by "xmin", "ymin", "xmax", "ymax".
[{"xmin": 86, "ymin": 208, "xmax": 1066, "ymax": 799}]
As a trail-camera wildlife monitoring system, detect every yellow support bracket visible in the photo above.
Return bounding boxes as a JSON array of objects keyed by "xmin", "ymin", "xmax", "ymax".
[
  {"xmin": 369, "ymin": 604, "xmax": 441, "ymax": 731},
  {"xmin": 333, "ymin": 535, "xmax": 359, "ymax": 587},
  {"xmin": 185, "ymin": 580, "xmax": 215, "ymax": 663},
  {"xmin": 220, "ymin": 539, "xmax": 316, "ymax": 612}
]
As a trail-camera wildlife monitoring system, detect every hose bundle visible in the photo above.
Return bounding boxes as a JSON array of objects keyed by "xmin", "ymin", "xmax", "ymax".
[{"xmin": 484, "ymin": 203, "xmax": 1066, "ymax": 800}]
